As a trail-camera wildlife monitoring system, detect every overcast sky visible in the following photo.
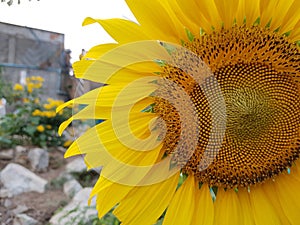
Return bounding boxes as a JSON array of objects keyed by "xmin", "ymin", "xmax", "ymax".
[{"xmin": 0, "ymin": 0, "xmax": 135, "ymax": 62}]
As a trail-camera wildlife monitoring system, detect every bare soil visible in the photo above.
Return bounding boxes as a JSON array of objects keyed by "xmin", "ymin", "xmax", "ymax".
[{"xmin": 0, "ymin": 147, "xmax": 73, "ymax": 225}]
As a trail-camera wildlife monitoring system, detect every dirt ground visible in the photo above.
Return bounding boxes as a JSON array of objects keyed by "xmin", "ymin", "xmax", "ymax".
[{"xmin": 0, "ymin": 147, "xmax": 73, "ymax": 225}]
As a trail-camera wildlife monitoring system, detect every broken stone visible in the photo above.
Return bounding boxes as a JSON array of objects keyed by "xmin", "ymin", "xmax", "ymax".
[
  {"xmin": 65, "ymin": 157, "xmax": 87, "ymax": 173},
  {"xmin": 49, "ymin": 188, "xmax": 97, "ymax": 225},
  {"xmin": 63, "ymin": 179, "xmax": 82, "ymax": 198},
  {"xmin": 12, "ymin": 205, "xmax": 29, "ymax": 215},
  {"xmin": 0, "ymin": 148, "xmax": 14, "ymax": 160},
  {"xmin": 15, "ymin": 146, "xmax": 27, "ymax": 155},
  {"xmin": 28, "ymin": 148, "xmax": 49, "ymax": 172},
  {"xmin": 0, "ymin": 163, "xmax": 47, "ymax": 196},
  {"xmin": 13, "ymin": 213, "xmax": 39, "ymax": 225},
  {"xmin": 0, "ymin": 188, "xmax": 13, "ymax": 198}
]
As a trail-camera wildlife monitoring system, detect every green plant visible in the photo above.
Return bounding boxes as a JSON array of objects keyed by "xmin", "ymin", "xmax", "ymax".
[
  {"xmin": 0, "ymin": 76, "xmax": 72, "ymax": 148},
  {"xmin": 0, "ymin": 73, "xmax": 14, "ymax": 104},
  {"xmin": 71, "ymin": 170, "xmax": 99, "ymax": 188},
  {"xmin": 46, "ymin": 176, "xmax": 69, "ymax": 190}
]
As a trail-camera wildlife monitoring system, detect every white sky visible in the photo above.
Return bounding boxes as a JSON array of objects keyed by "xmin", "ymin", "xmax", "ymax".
[{"xmin": 0, "ymin": 0, "xmax": 135, "ymax": 63}]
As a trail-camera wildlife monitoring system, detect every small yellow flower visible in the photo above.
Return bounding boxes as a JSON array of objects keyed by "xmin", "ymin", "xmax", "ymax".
[
  {"xmin": 32, "ymin": 109, "xmax": 41, "ymax": 116},
  {"xmin": 31, "ymin": 76, "xmax": 44, "ymax": 82},
  {"xmin": 13, "ymin": 84, "xmax": 24, "ymax": 91},
  {"xmin": 34, "ymin": 98, "xmax": 40, "ymax": 104},
  {"xmin": 47, "ymin": 98, "xmax": 54, "ymax": 103},
  {"xmin": 27, "ymin": 83, "xmax": 34, "ymax": 93},
  {"xmin": 43, "ymin": 103, "xmax": 52, "ymax": 110},
  {"xmin": 33, "ymin": 83, "xmax": 42, "ymax": 89},
  {"xmin": 36, "ymin": 125, "xmax": 45, "ymax": 132},
  {"xmin": 53, "ymin": 100, "xmax": 64, "ymax": 107},
  {"xmin": 46, "ymin": 125, "xmax": 52, "ymax": 129},
  {"xmin": 23, "ymin": 98, "xmax": 30, "ymax": 103},
  {"xmin": 43, "ymin": 111, "xmax": 56, "ymax": 118}
]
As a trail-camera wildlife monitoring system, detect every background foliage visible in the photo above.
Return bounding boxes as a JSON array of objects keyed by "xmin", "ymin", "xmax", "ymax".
[{"xmin": 0, "ymin": 75, "xmax": 72, "ymax": 148}]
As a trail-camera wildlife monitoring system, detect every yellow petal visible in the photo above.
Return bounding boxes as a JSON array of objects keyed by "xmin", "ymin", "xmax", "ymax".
[
  {"xmin": 67, "ymin": 78, "xmax": 156, "ymax": 107},
  {"xmin": 274, "ymin": 169, "xmax": 300, "ymax": 224},
  {"xmin": 237, "ymin": 188, "xmax": 255, "ymax": 225},
  {"xmin": 259, "ymin": 0, "xmax": 277, "ymax": 28},
  {"xmin": 90, "ymin": 176, "xmax": 133, "ymax": 218},
  {"xmin": 291, "ymin": 158, "xmax": 300, "ymax": 181},
  {"xmin": 98, "ymin": 146, "xmax": 161, "ymax": 187},
  {"xmin": 162, "ymin": 0, "xmax": 199, "ymax": 39},
  {"xmin": 236, "ymin": 0, "xmax": 260, "ymax": 26},
  {"xmin": 163, "ymin": 176, "xmax": 195, "ymax": 225},
  {"xmin": 64, "ymin": 109, "xmax": 159, "ymax": 158},
  {"xmin": 83, "ymin": 43, "xmax": 118, "ymax": 60},
  {"xmin": 58, "ymin": 82, "xmax": 157, "ymax": 134},
  {"xmin": 73, "ymin": 59, "xmax": 161, "ymax": 85},
  {"xmin": 213, "ymin": 188, "xmax": 242, "ymax": 225},
  {"xmin": 65, "ymin": 140, "xmax": 91, "ymax": 157},
  {"xmin": 174, "ymin": 0, "xmax": 211, "ymax": 33},
  {"xmin": 175, "ymin": 0, "xmax": 222, "ymax": 33},
  {"xmin": 280, "ymin": 1, "xmax": 300, "ymax": 34},
  {"xmin": 83, "ymin": 17, "xmax": 150, "ymax": 43},
  {"xmin": 289, "ymin": 20, "xmax": 300, "ymax": 42},
  {"xmin": 60, "ymin": 97, "xmax": 154, "ymax": 128},
  {"xmin": 269, "ymin": 0, "xmax": 294, "ymax": 31},
  {"xmin": 193, "ymin": 184, "xmax": 214, "ymax": 225},
  {"xmin": 195, "ymin": 0, "xmax": 222, "ymax": 31},
  {"xmin": 214, "ymin": 0, "xmax": 239, "ymax": 28},
  {"xmin": 249, "ymin": 184, "xmax": 282, "ymax": 225},
  {"xmin": 73, "ymin": 41, "xmax": 168, "ymax": 83},
  {"xmin": 125, "ymin": 0, "xmax": 180, "ymax": 43},
  {"xmin": 261, "ymin": 180, "xmax": 291, "ymax": 225},
  {"xmin": 56, "ymin": 99, "xmax": 73, "ymax": 113},
  {"xmin": 84, "ymin": 145, "xmax": 180, "ymax": 188},
  {"xmin": 58, "ymin": 117, "xmax": 73, "ymax": 136},
  {"xmin": 114, "ymin": 172, "xmax": 180, "ymax": 225}
]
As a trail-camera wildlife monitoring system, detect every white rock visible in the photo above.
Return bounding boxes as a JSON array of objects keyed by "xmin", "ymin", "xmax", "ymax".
[
  {"xmin": 12, "ymin": 205, "xmax": 29, "ymax": 215},
  {"xmin": 65, "ymin": 157, "xmax": 86, "ymax": 173},
  {"xmin": 28, "ymin": 148, "xmax": 49, "ymax": 172},
  {"xmin": 72, "ymin": 188, "xmax": 95, "ymax": 205},
  {"xmin": 57, "ymin": 171, "xmax": 74, "ymax": 183},
  {"xmin": 56, "ymin": 146, "xmax": 66, "ymax": 153},
  {"xmin": 4, "ymin": 198, "xmax": 14, "ymax": 208},
  {"xmin": 49, "ymin": 188, "xmax": 97, "ymax": 225},
  {"xmin": 0, "ymin": 163, "xmax": 47, "ymax": 196},
  {"xmin": 13, "ymin": 214, "xmax": 38, "ymax": 225},
  {"xmin": 15, "ymin": 146, "xmax": 27, "ymax": 154},
  {"xmin": 63, "ymin": 179, "xmax": 82, "ymax": 198},
  {"xmin": 0, "ymin": 149, "xmax": 14, "ymax": 160},
  {"xmin": 15, "ymin": 146, "xmax": 28, "ymax": 165},
  {"xmin": 0, "ymin": 188, "xmax": 13, "ymax": 198}
]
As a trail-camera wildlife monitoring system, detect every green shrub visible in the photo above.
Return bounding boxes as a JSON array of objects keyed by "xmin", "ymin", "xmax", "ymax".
[{"xmin": 0, "ymin": 76, "xmax": 73, "ymax": 148}]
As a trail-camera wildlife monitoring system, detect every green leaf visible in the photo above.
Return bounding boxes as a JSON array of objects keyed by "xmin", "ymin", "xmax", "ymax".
[
  {"xmin": 23, "ymin": 126, "xmax": 36, "ymax": 136},
  {"xmin": 185, "ymin": 28, "xmax": 195, "ymax": 42},
  {"xmin": 0, "ymin": 136, "xmax": 12, "ymax": 144},
  {"xmin": 30, "ymin": 117, "xmax": 41, "ymax": 125},
  {"xmin": 39, "ymin": 133, "xmax": 47, "ymax": 141},
  {"xmin": 154, "ymin": 59, "xmax": 166, "ymax": 67}
]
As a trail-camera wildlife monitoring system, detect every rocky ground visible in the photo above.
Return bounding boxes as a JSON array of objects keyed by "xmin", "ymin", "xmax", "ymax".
[{"xmin": 0, "ymin": 145, "xmax": 100, "ymax": 225}]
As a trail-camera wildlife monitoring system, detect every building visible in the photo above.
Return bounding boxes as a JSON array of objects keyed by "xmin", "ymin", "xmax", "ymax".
[{"xmin": 0, "ymin": 22, "xmax": 69, "ymax": 101}]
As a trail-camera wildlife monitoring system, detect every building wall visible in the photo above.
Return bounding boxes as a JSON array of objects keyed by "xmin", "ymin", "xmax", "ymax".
[{"xmin": 0, "ymin": 22, "xmax": 66, "ymax": 101}]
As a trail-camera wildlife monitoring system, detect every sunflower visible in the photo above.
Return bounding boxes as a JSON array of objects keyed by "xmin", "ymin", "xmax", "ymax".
[{"xmin": 58, "ymin": 0, "xmax": 300, "ymax": 224}]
